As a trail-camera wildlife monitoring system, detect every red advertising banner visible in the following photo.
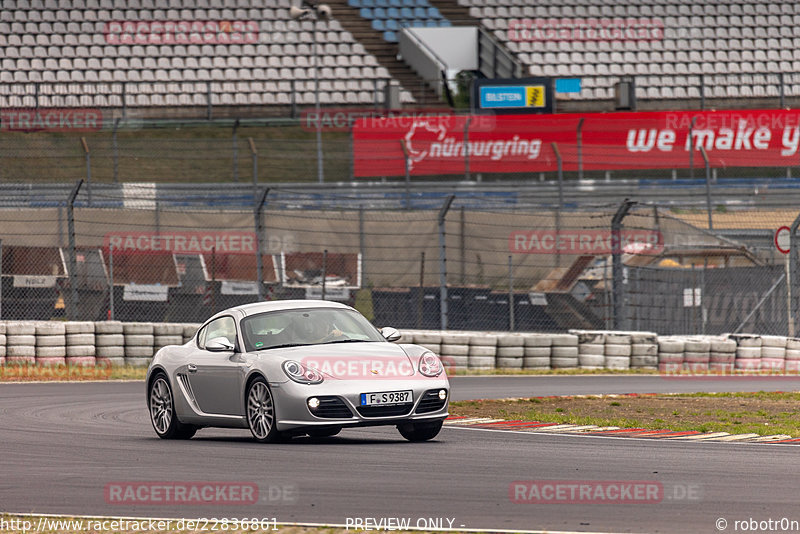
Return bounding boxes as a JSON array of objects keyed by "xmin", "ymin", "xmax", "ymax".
[{"xmin": 352, "ymin": 109, "xmax": 800, "ymax": 177}]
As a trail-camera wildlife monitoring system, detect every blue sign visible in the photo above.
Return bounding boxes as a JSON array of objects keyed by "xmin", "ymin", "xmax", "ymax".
[
  {"xmin": 555, "ymin": 78, "xmax": 582, "ymax": 93},
  {"xmin": 479, "ymin": 86, "xmax": 527, "ymax": 108}
]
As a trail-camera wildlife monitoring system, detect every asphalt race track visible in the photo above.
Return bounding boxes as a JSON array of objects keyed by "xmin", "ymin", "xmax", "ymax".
[{"xmin": 3, "ymin": 377, "xmax": 800, "ymax": 533}]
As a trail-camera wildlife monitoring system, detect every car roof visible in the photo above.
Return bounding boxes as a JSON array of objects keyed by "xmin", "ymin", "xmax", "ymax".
[{"xmin": 231, "ymin": 299, "xmax": 353, "ymax": 316}]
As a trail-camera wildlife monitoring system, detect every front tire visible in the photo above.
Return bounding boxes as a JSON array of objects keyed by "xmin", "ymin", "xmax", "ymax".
[
  {"xmin": 148, "ymin": 373, "xmax": 197, "ymax": 440},
  {"xmin": 397, "ymin": 420, "xmax": 443, "ymax": 442},
  {"xmin": 246, "ymin": 377, "xmax": 281, "ymax": 443}
]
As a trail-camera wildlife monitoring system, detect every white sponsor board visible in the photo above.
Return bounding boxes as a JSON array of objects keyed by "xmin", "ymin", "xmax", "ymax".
[
  {"xmin": 12, "ymin": 275, "xmax": 59, "ymax": 288},
  {"xmin": 220, "ymin": 281, "xmax": 260, "ymax": 295},
  {"xmin": 305, "ymin": 286, "xmax": 351, "ymax": 302},
  {"xmin": 123, "ymin": 284, "xmax": 169, "ymax": 302}
]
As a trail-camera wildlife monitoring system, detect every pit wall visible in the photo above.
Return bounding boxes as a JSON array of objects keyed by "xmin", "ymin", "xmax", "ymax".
[{"xmin": 0, "ymin": 322, "xmax": 795, "ymax": 373}]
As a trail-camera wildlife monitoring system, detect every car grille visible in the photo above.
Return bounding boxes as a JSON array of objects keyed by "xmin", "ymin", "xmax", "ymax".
[
  {"xmin": 415, "ymin": 389, "xmax": 447, "ymax": 414},
  {"xmin": 309, "ymin": 396, "xmax": 353, "ymax": 419},
  {"xmin": 357, "ymin": 404, "xmax": 413, "ymax": 417}
]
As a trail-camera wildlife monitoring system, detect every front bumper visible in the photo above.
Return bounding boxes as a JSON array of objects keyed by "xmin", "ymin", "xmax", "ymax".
[{"xmin": 271, "ymin": 376, "xmax": 450, "ymax": 431}]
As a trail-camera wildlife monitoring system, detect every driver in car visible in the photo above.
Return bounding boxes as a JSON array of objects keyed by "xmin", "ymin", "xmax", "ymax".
[{"xmin": 295, "ymin": 316, "xmax": 343, "ymax": 344}]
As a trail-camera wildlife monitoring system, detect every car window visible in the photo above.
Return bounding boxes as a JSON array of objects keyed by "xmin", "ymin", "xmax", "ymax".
[
  {"xmin": 198, "ymin": 316, "xmax": 237, "ymax": 349},
  {"xmin": 241, "ymin": 307, "xmax": 384, "ymax": 351}
]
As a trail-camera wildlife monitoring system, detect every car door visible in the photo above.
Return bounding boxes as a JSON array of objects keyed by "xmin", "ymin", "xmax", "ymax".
[{"xmin": 186, "ymin": 315, "xmax": 246, "ymax": 416}]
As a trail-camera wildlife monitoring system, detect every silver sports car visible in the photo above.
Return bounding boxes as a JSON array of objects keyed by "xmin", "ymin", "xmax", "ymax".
[{"xmin": 146, "ymin": 300, "xmax": 449, "ymax": 442}]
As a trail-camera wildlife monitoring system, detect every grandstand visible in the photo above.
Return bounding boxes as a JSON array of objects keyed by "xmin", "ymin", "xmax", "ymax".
[{"xmin": 0, "ymin": 0, "xmax": 798, "ymax": 114}]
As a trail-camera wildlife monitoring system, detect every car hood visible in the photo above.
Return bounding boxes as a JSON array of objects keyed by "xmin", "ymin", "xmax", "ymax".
[{"xmin": 275, "ymin": 341, "xmax": 417, "ymax": 380}]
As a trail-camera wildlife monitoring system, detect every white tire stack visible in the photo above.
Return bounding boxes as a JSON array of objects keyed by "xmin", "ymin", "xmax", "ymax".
[
  {"xmin": 683, "ymin": 337, "xmax": 711, "ymax": 373},
  {"xmin": 0, "ymin": 322, "xmax": 5, "ymax": 365},
  {"xmin": 468, "ymin": 333, "xmax": 497, "ymax": 369},
  {"xmin": 439, "ymin": 332, "xmax": 470, "ymax": 372},
  {"xmin": 760, "ymin": 335, "xmax": 786, "ymax": 372},
  {"xmin": 95, "ymin": 321, "xmax": 125, "ymax": 367},
  {"xmin": 182, "ymin": 323, "xmax": 201, "ymax": 345},
  {"xmin": 523, "ymin": 334, "xmax": 551, "ymax": 369},
  {"xmin": 65, "ymin": 321, "xmax": 96, "ymax": 366},
  {"xmin": 35, "ymin": 321, "xmax": 66, "ymax": 366},
  {"xmin": 730, "ymin": 334, "xmax": 762, "ymax": 371},
  {"xmin": 550, "ymin": 333, "xmax": 579, "ymax": 369},
  {"xmin": 5, "ymin": 321, "xmax": 36, "ymax": 365},
  {"xmin": 573, "ymin": 330, "xmax": 605, "ymax": 369},
  {"xmin": 709, "ymin": 337, "xmax": 736, "ymax": 373},
  {"xmin": 124, "ymin": 322, "xmax": 155, "ymax": 366},
  {"xmin": 413, "ymin": 331, "xmax": 442, "ymax": 356},
  {"xmin": 657, "ymin": 336, "xmax": 685, "ymax": 373},
  {"xmin": 495, "ymin": 334, "xmax": 524, "ymax": 370},
  {"xmin": 785, "ymin": 337, "xmax": 800, "ymax": 373},
  {"xmin": 604, "ymin": 332, "xmax": 632, "ymax": 370},
  {"xmin": 154, "ymin": 323, "xmax": 185, "ymax": 352},
  {"xmin": 630, "ymin": 332, "xmax": 658, "ymax": 369}
]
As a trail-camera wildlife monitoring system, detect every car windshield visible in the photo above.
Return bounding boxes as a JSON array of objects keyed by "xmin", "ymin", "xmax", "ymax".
[{"xmin": 240, "ymin": 307, "xmax": 385, "ymax": 352}]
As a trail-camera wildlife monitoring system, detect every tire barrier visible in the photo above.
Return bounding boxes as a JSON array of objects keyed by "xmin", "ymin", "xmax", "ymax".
[
  {"xmin": 123, "ymin": 322, "xmax": 154, "ymax": 366},
  {"xmin": 2, "ymin": 322, "xmax": 800, "ymax": 373}
]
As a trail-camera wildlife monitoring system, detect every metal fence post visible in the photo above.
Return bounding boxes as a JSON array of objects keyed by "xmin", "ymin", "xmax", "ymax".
[
  {"xmin": 576, "ymin": 117, "xmax": 584, "ymax": 181},
  {"xmin": 108, "ymin": 243, "xmax": 114, "ymax": 321},
  {"xmin": 232, "ymin": 119, "xmax": 240, "ymax": 182},
  {"xmin": 508, "ymin": 254, "xmax": 514, "ymax": 331},
  {"xmin": 358, "ymin": 206, "xmax": 366, "ymax": 286},
  {"xmin": 689, "ymin": 116, "xmax": 697, "ymax": 179},
  {"xmin": 780, "ymin": 72, "xmax": 786, "ymax": 108},
  {"xmin": 464, "ymin": 116, "xmax": 472, "ymax": 181},
  {"xmin": 254, "ymin": 187, "xmax": 270, "ymax": 301},
  {"xmin": 551, "ymin": 142, "xmax": 563, "ymax": 267},
  {"xmin": 80, "ymin": 138, "xmax": 92, "ymax": 206},
  {"xmin": 321, "ymin": 249, "xmax": 328, "ymax": 301},
  {"xmin": 438, "ymin": 195, "xmax": 455, "ymax": 330},
  {"xmin": 417, "ymin": 251, "xmax": 425, "ymax": 328},
  {"xmin": 611, "ymin": 199, "xmax": 635, "ymax": 330},
  {"xmin": 112, "ymin": 117, "xmax": 120, "ymax": 183},
  {"xmin": 699, "ymin": 146, "xmax": 714, "ymax": 230},
  {"xmin": 249, "ymin": 137, "xmax": 258, "ymax": 193},
  {"xmin": 66, "ymin": 179, "xmax": 84, "ymax": 320},
  {"xmin": 790, "ymin": 212, "xmax": 800, "ymax": 336},
  {"xmin": 400, "ymin": 139, "xmax": 411, "ymax": 209}
]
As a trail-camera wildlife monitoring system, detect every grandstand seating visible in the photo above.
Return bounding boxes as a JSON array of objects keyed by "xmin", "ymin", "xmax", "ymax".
[
  {"xmin": 455, "ymin": 0, "xmax": 800, "ymax": 100},
  {"xmin": 1, "ymin": 0, "xmax": 799, "ymax": 108},
  {"xmin": 347, "ymin": 0, "xmax": 450, "ymax": 42},
  {"xmin": 0, "ymin": 0, "xmax": 416, "ymax": 107}
]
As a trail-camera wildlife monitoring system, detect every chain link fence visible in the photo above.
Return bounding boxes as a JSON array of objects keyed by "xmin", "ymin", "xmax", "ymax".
[{"xmin": 0, "ymin": 185, "xmax": 794, "ymax": 336}]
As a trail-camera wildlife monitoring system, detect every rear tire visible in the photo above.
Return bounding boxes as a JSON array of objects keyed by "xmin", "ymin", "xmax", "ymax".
[
  {"xmin": 397, "ymin": 420, "xmax": 443, "ymax": 442},
  {"xmin": 148, "ymin": 373, "xmax": 197, "ymax": 440}
]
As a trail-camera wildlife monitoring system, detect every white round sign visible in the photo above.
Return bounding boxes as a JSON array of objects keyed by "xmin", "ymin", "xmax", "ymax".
[{"xmin": 775, "ymin": 226, "xmax": 791, "ymax": 254}]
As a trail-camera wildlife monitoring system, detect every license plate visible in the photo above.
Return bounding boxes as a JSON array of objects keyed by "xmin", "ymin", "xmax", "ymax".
[{"xmin": 360, "ymin": 390, "xmax": 413, "ymax": 406}]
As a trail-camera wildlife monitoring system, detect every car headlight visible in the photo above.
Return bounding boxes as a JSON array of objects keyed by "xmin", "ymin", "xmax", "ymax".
[
  {"xmin": 283, "ymin": 360, "xmax": 324, "ymax": 384},
  {"xmin": 418, "ymin": 352, "xmax": 443, "ymax": 377}
]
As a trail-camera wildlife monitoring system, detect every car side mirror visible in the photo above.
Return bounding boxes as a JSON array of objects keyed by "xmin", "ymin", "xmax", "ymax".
[
  {"xmin": 206, "ymin": 337, "xmax": 235, "ymax": 352},
  {"xmin": 380, "ymin": 326, "xmax": 402, "ymax": 343}
]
